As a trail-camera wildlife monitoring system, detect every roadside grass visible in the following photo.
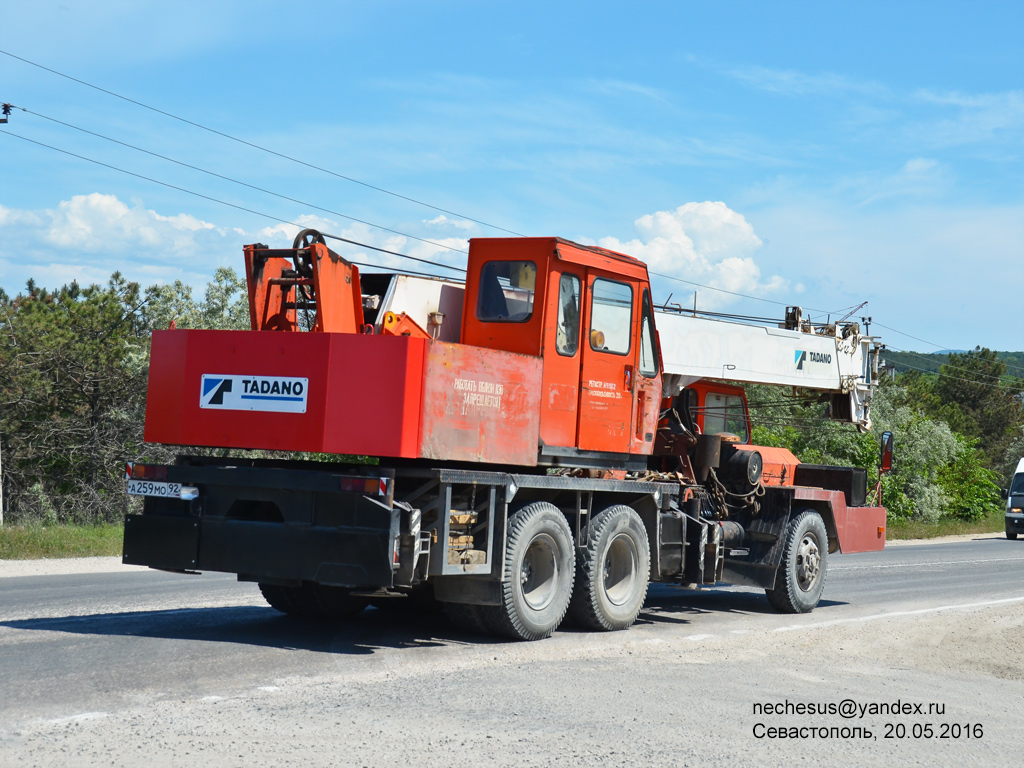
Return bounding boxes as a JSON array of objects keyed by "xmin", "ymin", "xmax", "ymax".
[
  {"xmin": 0, "ymin": 524, "xmax": 124, "ymax": 560},
  {"xmin": 887, "ymin": 511, "xmax": 1005, "ymax": 540}
]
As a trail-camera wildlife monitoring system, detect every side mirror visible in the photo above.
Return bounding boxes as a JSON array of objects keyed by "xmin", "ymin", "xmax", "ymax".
[
  {"xmin": 879, "ymin": 431, "xmax": 895, "ymax": 474},
  {"xmin": 1002, "ymin": 488, "xmax": 1010, "ymax": 500}
]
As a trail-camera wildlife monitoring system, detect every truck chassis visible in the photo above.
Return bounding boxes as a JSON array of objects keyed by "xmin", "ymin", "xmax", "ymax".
[{"xmin": 124, "ymin": 454, "xmax": 871, "ymax": 640}]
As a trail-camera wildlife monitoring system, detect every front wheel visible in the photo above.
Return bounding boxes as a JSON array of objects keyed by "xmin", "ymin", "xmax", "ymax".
[
  {"xmin": 1008, "ymin": 530, "xmax": 1018, "ymax": 540},
  {"xmin": 765, "ymin": 509, "xmax": 828, "ymax": 613},
  {"xmin": 483, "ymin": 502, "xmax": 575, "ymax": 641}
]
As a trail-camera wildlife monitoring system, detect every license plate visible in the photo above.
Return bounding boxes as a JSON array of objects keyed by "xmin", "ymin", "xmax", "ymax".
[{"xmin": 127, "ymin": 479, "xmax": 195, "ymax": 499}]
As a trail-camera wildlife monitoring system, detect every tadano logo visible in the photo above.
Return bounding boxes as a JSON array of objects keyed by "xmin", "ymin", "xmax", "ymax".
[
  {"xmin": 795, "ymin": 350, "xmax": 832, "ymax": 370},
  {"xmin": 200, "ymin": 374, "xmax": 308, "ymax": 413}
]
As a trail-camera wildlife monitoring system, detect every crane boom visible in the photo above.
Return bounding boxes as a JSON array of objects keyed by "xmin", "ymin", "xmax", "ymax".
[{"xmin": 655, "ymin": 308, "xmax": 878, "ymax": 431}]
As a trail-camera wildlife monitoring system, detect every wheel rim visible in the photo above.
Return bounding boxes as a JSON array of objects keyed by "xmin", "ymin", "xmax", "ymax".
[
  {"xmin": 795, "ymin": 532, "xmax": 821, "ymax": 592},
  {"xmin": 602, "ymin": 532, "xmax": 639, "ymax": 607},
  {"xmin": 520, "ymin": 533, "xmax": 559, "ymax": 611}
]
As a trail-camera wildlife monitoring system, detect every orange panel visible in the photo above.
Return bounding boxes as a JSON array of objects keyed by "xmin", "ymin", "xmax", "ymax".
[
  {"xmin": 419, "ymin": 342, "xmax": 543, "ymax": 466},
  {"xmin": 538, "ymin": 265, "xmax": 584, "ymax": 448},
  {"xmin": 577, "ymin": 270, "xmax": 637, "ymax": 453},
  {"xmin": 739, "ymin": 444, "xmax": 801, "ymax": 486}
]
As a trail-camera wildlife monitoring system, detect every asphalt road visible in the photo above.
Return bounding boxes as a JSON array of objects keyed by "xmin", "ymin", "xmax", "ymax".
[{"xmin": 2, "ymin": 535, "xmax": 1023, "ymax": 767}]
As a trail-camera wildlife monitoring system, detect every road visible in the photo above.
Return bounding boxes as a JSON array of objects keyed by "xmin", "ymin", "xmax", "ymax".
[{"xmin": 1, "ymin": 534, "xmax": 1022, "ymax": 767}]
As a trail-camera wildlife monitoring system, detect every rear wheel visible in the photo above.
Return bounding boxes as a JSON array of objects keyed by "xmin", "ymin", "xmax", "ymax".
[
  {"xmin": 482, "ymin": 502, "xmax": 575, "ymax": 641},
  {"xmin": 569, "ymin": 505, "xmax": 650, "ymax": 631},
  {"xmin": 765, "ymin": 509, "xmax": 828, "ymax": 613}
]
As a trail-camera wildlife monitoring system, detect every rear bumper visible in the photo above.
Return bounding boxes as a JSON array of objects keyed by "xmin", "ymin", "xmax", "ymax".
[
  {"xmin": 123, "ymin": 514, "xmax": 396, "ymax": 587},
  {"xmin": 122, "ymin": 460, "xmax": 400, "ymax": 587}
]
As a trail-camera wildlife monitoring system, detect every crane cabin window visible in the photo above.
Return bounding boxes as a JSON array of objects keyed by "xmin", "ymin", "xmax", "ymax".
[
  {"xmin": 589, "ymin": 278, "xmax": 633, "ymax": 355},
  {"xmin": 556, "ymin": 273, "xmax": 581, "ymax": 356},
  {"xmin": 639, "ymin": 289, "xmax": 658, "ymax": 376},
  {"xmin": 703, "ymin": 393, "xmax": 749, "ymax": 442},
  {"xmin": 476, "ymin": 261, "xmax": 537, "ymax": 323}
]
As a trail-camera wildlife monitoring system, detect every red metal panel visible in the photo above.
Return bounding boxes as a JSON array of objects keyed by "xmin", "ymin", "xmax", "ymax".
[
  {"xmin": 322, "ymin": 334, "xmax": 427, "ymax": 458},
  {"xmin": 146, "ymin": 330, "xmax": 333, "ymax": 451},
  {"xmin": 419, "ymin": 342, "xmax": 542, "ymax": 466},
  {"xmin": 794, "ymin": 487, "xmax": 886, "ymax": 553},
  {"xmin": 143, "ymin": 330, "xmax": 430, "ymax": 457},
  {"xmin": 143, "ymin": 330, "xmax": 189, "ymax": 445}
]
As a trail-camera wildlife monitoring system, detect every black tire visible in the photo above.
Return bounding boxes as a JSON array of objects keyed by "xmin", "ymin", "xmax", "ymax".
[
  {"xmin": 765, "ymin": 509, "xmax": 828, "ymax": 614},
  {"xmin": 1008, "ymin": 530, "xmax": 1018, "ymax": 540},
  {"xmin": 258, "ymin": 582, "xmax": 367, "ymax": 619},
  {"xmin": 568, "ymin": 504, "xmax": 650, "ymax": 631},
  {"xmin": 444, "ymin": 602, "xmax": 490, "ymax": 635},
  {"xmin": 481, "ymin": 501, "xmax": 575, "ymax": 641}
]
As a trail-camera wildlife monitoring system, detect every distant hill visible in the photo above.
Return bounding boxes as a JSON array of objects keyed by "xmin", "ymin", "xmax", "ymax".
[{"xmin": 882, "ymin": 350, "xmax": 1024, "ymax": 381}]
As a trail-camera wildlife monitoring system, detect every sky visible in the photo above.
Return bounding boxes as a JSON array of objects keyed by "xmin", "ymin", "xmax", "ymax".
[{"xmin": 1, "ymin": 0, "xmax": 1022, "ymax": 352}]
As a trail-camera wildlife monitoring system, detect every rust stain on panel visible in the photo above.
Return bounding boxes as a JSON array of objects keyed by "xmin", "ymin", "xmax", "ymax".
[{"xmin": 420, "ymin": 342, "xmax": 542, "ymax": 466}]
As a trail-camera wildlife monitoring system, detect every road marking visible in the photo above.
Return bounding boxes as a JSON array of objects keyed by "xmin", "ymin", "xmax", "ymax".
[
  {"xmin": 773, "ymin": 595, "xmax": 1024, "ymax": 633},
  {"xmin": 684, "ymin": 633, "xmax": 716, "ymax": 641},
  {"xmin": 833, "ymin": 557, "xmax": 1024, "ymax": 570}
]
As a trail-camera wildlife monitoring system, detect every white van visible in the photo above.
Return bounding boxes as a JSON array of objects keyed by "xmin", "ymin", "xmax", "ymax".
[{"xmin": 1007, "ymin": 457, "xmax": 1024, "ymax": 540}]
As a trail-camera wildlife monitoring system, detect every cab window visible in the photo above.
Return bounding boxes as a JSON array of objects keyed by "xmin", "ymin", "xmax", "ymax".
[
  {"xmin": 589, "ymin": 278, "xmax": 632, "ymax": 355},
  {"xmin": 703, "ymin": 393, "xmax": 749, "ymax": 441},
  {"xmin": 476, "ymin": 261, "xmax": 536, "ymax": 322},
  {"xmin": 639, "ymin": 289, "xmax": 658, "ymax": 377},
  {"xmin": 556, "ymin": 273, "xmax": 581, "ymax": 356}
]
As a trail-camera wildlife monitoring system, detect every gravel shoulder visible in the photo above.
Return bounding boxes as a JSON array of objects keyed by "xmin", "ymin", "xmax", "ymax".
[{"xmin": 0, "ymin": 556, "xmax": 134, "ymax": 578}]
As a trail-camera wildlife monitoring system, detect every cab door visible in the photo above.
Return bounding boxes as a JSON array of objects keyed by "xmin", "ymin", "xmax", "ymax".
[
  {"xmin": 628, "ymin": 288, "xmax": 662, "ymax": 454},
  {"xmin": 577, "ymin": 273, "xmax": 637, "ymax": 453}
]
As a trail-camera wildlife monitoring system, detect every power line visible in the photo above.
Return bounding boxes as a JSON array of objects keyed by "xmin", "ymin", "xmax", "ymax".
[
  {"xmin": 0, "ymin": 48, "xmax": 526, "ymax": 237},
  {"xmin": 884, "ymin": 346, "xmax": 1019, "ymax": 383},
  {"xmin": 8, "ymin": 104, "xmax": 468, "ymax": 257},
  {"xmin": 885, "ymin": 351, "xmax": 1021, "ymax": 392},
  {"xmin": 0, "ymin": 131, "xmax": 465, "ymax": 276}
]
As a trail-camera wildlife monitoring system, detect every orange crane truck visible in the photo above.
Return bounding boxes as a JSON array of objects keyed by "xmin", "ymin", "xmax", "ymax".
[{"xmin": 124, "ymin": 230, "xmax": 892, "ymax": 640}]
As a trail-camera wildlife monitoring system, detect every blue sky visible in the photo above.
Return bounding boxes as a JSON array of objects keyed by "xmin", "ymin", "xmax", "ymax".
[{"xmin": 1, "ymin": 0, "xmax": 1021, "ymax": 352}]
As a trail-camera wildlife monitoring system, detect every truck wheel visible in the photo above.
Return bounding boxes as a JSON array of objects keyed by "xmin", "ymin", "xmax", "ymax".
[
  {"xmin": 765, "ymin": 509, "xmax": 828, "ymax": 614},
  {"xmin": 483, "ymin": 501, "xmax": 575, "ymax": 641},
  {"xmin": 1008, "ymin": 530, "xmax": 1018, "ymax": 540},
  {"xmin": 568, "ymin": 505, "xmax": 650, "ymax": 631}
]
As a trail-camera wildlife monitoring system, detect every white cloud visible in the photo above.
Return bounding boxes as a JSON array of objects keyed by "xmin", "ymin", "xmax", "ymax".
[
  {"xmin": 596, "ymin": 202, "xmax": 785, "ymax": 308},
  {"xmin": 39, "ymin": 193, "xmax": 222, "ymax": 252},
  {"xmin": 0, "ymin": 194, "xmax": 235, "ymax": 293},
  {"xmin": 911, "ymin": 89, "xmax": 1024, "ymax": 147},
  {"xmin": 423, "ymin": 214, "xmax": 476, "ymax": 231},
  {"xmin": 725, "ymin": 65, "xmax": 888, "ymax": 98},
  {"xmin": 855, "ymin": 157, "xmax": 949, "ymax": 206}
]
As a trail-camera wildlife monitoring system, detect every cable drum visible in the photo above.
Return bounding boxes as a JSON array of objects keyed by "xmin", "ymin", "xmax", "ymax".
[{"xmin": 721, "ymin": 449, "xmax": 763, "ymax": 488}]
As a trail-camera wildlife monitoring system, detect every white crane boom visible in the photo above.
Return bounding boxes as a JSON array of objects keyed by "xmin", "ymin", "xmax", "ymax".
[{"xmin": 655, "ymin": 308, "xmax": 879, "ymax": 431}]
